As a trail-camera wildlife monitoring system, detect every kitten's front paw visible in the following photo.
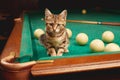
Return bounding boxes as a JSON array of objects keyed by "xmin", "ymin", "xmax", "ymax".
[
  {"xmin": 50, "ymin": 53, "xmax": 56, "ymax": 56},
  {"xmin": 48, "ymin": 48, "xmax": 56, "ymax": 56},
  {"xmin": 57, "ymin": 49, "xmax": 64, "ymax": 56},
  {"xmin": 64, "ymin": 48, "xmax": 69, "ymax": 53}
]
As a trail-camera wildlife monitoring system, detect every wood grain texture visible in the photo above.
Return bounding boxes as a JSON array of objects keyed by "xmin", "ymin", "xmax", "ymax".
[
  {"xmin": 0, "ymin": 18, "xmax": 32, "ymax": 80},
  {"xmin": 31, "ymin": 53, "xmax": 120, "ymax": 76},
  {"xmin": 1, "ymin": 18, "xmax": 22, "ymax": 58}
]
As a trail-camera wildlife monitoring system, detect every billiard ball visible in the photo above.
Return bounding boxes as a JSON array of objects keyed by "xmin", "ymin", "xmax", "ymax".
[
  {"xmin": 104, "ymin": 43, "xmax": 120, "ymax": 52},
  {"xmin": 90, "ymin": 39, "xmax": 105, "ymax": 52},
  {"xmin": 102, "ymin": 31, "xmax": 114, "ymax": 43},
  {"xmin": 34, "ymin": 29, "xmax": 45, "ymax": 39},
  {"xmin": 66, "ymin": 28, "xmax": 72, "ymax": 38},
  {"xmin": 82, "ymin": 9, "xmax": 87, "ymax": 14},
  {"xmin": 76, "ymin": 33, "xmax": 88, "ymax": 45}
]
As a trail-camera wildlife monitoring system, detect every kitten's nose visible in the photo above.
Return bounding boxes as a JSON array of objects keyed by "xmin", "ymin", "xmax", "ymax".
[{"xmin": 53, "ymin": 25, "xmax": 57, "ymax": 31}]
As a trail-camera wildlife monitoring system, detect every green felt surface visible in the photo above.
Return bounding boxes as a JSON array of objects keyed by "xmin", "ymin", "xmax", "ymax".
[{"xmin": 19, "ymin": 10, "xmax": 120, "ymax": 62}]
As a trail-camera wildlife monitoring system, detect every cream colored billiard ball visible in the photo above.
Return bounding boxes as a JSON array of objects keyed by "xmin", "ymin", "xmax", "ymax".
[
  {"xmin": 76, "ymin": 33, "xmax": 88, "ymax": 45},
  {"xmin": 82, "ymin": 9, "xmax": 87, "ymax": 14},
  {"xmin": 34, "ymin": 29, "xmax": 45, "ymax": 39},
  {"xmin": 90, "ymin": 39, "xmax": 105, "ymax": 52},
  {"xmin": 102, "ymin": 31, "xmax": 114, "ymax": 43},
  {"xmin": 66, "ymin": 28, "xmax": 72, "ymax": 38},
  {"xmin": 104, "ymin": 43, "xmax": 120, "ymax": 52}
]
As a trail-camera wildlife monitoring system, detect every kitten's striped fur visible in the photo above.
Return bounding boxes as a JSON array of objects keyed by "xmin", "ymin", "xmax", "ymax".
[{"xmin": 40, "ymin": 8, "xmax": 69, "ymax": 56}]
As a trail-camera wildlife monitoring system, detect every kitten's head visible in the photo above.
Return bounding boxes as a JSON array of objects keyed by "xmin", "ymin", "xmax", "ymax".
[{"xmin": 45, "ymin": 8, "xmax": 67, "ymax": 36}]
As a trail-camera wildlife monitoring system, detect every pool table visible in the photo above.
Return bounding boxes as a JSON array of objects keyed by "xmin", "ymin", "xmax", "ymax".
[{"xmin": 1, "ymin": 9, "xmax": 120, "ymax": 80}]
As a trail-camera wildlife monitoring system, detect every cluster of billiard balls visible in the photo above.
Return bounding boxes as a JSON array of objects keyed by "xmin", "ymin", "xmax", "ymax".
[
  {"xmin": 75, "ymin": 30, "xmax": 120, "ymax": 52},
  {"xmin": 34, "ymin": 28, "xmax": 120, "ymax": 53}
]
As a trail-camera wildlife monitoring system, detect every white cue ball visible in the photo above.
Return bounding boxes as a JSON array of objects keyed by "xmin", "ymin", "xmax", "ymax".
[
  {"xmin": 104, "ymin": 43, "xmax": 120, "ymax": 52},
  {"xmin": 82, "ymin": 9, "xmax": 87, "ymax": 14},
  {"xmin": 90, "ymin": 39, "xmax": 105, "ymax": 52},
  {"xmin": 102, "ymin": 31, "xmax": 114, "ymax": 43},
  {"xmin": 34, "ymin": 29, "xmax": 45, "ymax": 39},
  {"xmin": 76, "ymin": 33, "xmax": 88, "ymax": 45},
  {"xmin": 66, "ymin": 28, "xmax": 72, "ymax": 38}
]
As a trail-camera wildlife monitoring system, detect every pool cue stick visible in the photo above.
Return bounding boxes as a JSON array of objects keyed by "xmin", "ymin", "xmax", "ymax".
[
  {"xmin": 67, "ymin": 20, "xmax": 98, "ymax": 24},
  {"xmin": 101, "ymin": 22, "xmax": 120, "ymax": 26},
  {"xmin": 41, "ymin": 18, "xmax": 120, "ymax": 26},
  {"xmin": 67, "ymin": 20, "xmax": 120, "ymax": 26}
]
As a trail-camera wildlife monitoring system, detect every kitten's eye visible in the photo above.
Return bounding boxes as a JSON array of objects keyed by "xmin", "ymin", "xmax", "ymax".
[
  {"xmin": 58, "ymin": 24, "xmax": 65, "ymax": 26},
  {"xmin": 57, "ymin": 24, "xmax": 61, "ymax": 26},
  {"xmin": 61, "ymin": 24, "xmax": 64, "ymax": 26},
  {"xmin": 49, "ymin": 23, "xmax": 54, "ymax": 26}
]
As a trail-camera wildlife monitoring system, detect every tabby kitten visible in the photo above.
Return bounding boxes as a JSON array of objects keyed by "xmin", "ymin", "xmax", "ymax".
[{"xmin": 40, "ymin": 8, "xmax": 69, "ymax": 56}]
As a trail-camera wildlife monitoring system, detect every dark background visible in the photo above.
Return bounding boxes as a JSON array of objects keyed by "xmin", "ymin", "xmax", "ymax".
[
  {"xmin": 38, "ymin": 0, "xmax": 120, "ymax": 10},
  {"xmin": 0, "ymin": 0, "xmax": 120, "ymax": 16}
]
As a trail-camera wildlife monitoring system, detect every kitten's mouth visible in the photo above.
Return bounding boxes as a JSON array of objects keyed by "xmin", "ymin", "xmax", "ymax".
[
  {"xmin": 46, "ymin": 31, "xmax": 55, "ymax": 37},
  {"xmin": 47, "ymin": 30, "xmax": 64, "ymax": 37}
]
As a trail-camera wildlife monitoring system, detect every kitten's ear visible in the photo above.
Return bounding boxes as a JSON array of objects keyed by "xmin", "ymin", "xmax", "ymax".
[
  {"xmin": 59, "ymin": 10, "xmax": 67, "ymax": 20},
  {"xmin": 45, "ymin": 8, "xmax": 52, "ymax": 17}
]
